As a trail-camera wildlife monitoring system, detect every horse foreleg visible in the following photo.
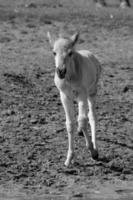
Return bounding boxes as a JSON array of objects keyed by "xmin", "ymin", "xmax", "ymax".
[{"xmin": 60, "ymin": 91, "xmax": 75, "ymax": 167}]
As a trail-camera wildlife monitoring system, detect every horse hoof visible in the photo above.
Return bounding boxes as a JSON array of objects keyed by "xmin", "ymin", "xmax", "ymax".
[
  {"xmin": 64, "ymin": 152, "xmax": 74, "ymax": 167},
  {"xmin": 78, "ymin": 130, "xmax": 84, "ymax": 137},
  {"xmin": 91, "ymin": 149, "xmax": 99, "ymax": 160},
  {"xmin": 64, "ymin": 160, "xmax": 70, "ymax": 167}
]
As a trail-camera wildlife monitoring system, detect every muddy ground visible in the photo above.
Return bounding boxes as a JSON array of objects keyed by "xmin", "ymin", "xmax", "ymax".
[{"xmin": 0, "ymin": 0, "xmax": 133, "ymax": 199}]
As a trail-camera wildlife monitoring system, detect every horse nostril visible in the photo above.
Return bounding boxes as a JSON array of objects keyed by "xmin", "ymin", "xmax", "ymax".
[{"xmin": 56, "ymin": 67, "xmax": 66, "ymax": 79}]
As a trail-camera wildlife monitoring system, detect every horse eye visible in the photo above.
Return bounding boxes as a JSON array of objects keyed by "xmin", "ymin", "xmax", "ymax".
[
  {"xmin": 53, "ymin": 51, "xmax": 56, "ymax": 56},
  {"xmin": 68, "ymin": 51, "xmax": 73, "ymax": 57}
]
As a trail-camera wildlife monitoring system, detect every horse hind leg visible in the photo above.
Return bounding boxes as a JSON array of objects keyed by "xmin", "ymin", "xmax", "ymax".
[
  {"xmin": 78, "ymin": 129, "xmax": 84, "ymax": 137},
  {"xmin": 88, "ymin": 95, "xmax": 99, "ymax": 160},
  {"xmin": 78, "ymin": 117, "xmax": 92, "ymax": 148},
  {"xmin": 77, "ymin": 96, "xmax": 92, "ymax": 150}
]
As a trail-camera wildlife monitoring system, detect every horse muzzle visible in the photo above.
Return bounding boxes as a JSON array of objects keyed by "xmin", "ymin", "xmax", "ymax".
[{"xmin": 56, "ymin": 67, "xmax": 66, "ymax": 79}]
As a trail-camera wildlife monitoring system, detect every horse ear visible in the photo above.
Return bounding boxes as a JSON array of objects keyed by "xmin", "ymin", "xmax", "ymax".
[
  {"xmin": 47, "ymin": 32, "xmax": 54, "ymax": 47},
  {"xmin": 71, "ymin": 32, "xmax": 79, "ymax": 46}
]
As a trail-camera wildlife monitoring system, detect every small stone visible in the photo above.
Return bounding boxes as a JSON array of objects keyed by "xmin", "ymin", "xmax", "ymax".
[{"xmin": 30, "ymin": 118, "xmax": 38, "ymax": 124}]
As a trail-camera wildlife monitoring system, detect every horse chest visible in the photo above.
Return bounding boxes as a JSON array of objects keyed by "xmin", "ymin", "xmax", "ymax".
[{"xmin": 54, "ymin": 73, "xmax": 80, "ymax": 98}]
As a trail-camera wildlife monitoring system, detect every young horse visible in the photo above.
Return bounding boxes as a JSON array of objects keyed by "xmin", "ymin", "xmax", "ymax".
[{"xmin": 47, "ymin": 32, "xmax": 101, "ymax": 167}]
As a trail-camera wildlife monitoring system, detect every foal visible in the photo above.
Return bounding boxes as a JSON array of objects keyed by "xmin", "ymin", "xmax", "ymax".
[{"xmin": 47, "ymin": 32, "xmax": 101, "ymax": 167}]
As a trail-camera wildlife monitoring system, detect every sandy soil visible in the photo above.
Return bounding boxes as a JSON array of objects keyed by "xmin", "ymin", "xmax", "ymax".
[{"xmin": 0, "ymin": 0, "xmax": 133, "ymax": 199}]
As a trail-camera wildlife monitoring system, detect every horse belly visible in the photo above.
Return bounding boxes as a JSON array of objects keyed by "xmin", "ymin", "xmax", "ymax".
[{"xmin": 82, "ymin": 58, "xmax": 99, "ymax": 96}]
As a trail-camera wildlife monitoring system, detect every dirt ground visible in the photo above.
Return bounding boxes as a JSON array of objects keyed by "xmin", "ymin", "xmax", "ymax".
[{"xmin": 0, "ymin": 0, "xmax": 133, "ymax": 199}]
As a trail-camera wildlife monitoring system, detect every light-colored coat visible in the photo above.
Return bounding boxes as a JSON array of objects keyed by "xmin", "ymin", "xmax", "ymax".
[{"xmin": 47, "ymin": 32, "xmax": 101, "ymax": 166}]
